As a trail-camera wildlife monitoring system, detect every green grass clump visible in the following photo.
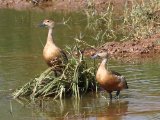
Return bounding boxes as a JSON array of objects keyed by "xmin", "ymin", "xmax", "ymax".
[{"xmin": 12, "ymin": 51, "xmax": 96, "ymax": 100}]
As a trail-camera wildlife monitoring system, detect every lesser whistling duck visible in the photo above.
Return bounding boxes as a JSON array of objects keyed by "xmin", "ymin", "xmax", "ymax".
[
  {"xmin": 92, "ymin": 51, "xmax": 128, "ymax": 100},
  {"xmin": 39, "ymin": 19, "xmax": 68, "ymax": 76}
]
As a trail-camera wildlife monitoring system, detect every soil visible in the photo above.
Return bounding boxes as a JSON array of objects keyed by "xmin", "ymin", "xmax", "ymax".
[
  {"xmin": 1, "ymin": 0, "xmax": 160, "ymax": 61},
  {"xmin": 0, "ymin": 0, "xmax": 31, "ymax": 10},
  {"xmin": 0, "ymin": 0, "xmax": 132, "ymax": 11},
  {"xmin": 98, "ymin": 33, "xmax": 160, "ymax": 61},
  {"xmin": 74, "ymin": 33, "xmax": 160, "ymax": 62}
]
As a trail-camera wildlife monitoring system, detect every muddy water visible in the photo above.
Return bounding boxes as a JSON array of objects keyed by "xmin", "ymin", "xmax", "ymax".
[{"xmin": 0, "ymin": 9, "xmax": 160, "ymax": 120}]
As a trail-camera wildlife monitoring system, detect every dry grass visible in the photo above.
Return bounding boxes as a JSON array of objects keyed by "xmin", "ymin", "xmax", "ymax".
[{"xmin": 85, "ymin": 0, "xmax": 160, "ymax": 43}]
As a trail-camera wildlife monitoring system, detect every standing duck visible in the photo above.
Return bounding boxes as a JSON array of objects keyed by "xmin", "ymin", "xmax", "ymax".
[
  {"xmin": 39, "ymin": 19, "xmax": 68, "ymax": 76},
  {"xmin": 92, "ymin": 51, "xmax": 128, "ymax": 100}
]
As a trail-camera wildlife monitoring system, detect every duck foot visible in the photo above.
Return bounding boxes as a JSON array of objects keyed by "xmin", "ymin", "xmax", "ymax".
[
  {"xmin": 114, "ymin": 95, "xmax": 119, "ymax": 99},
  {"xmin": 109, "ymin": 92, "xmax": 112, "ymax": 100},
  {"xmin": 115, "ymin": 90, "xmax": 120, "ymax": 99}
]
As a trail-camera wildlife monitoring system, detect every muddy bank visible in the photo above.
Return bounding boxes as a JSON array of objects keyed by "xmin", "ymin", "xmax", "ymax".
[
  {"xmin": 80, "ymin": 33, "xmax": 160, "ymax": 62},
  {"xmin": 0, "ymin": 0, "xmax": 131, "ymax": 12},
  {"xmin": 0, "ymin": 0, "xmax": 31, "ymax": 10}
]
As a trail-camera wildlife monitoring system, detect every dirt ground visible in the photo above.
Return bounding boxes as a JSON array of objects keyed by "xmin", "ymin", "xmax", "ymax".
[
  {"xmin": 1, "ymin": 0, "xmax": 160, "ymax": 61},
  {"xmin": 0, "ymin": 0, "xmax": 131, "ymax": 11},
  {"xmin": 76, "ymin": 33, "xmax": 160, "ymax": 62},
  {"xmin": 98, "ymin": 33, "xmax": 160, "ymax": 61}
]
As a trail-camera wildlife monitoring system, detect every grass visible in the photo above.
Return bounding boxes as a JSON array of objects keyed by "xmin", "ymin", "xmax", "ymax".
[
  {"xmin": 84, "ymin": 0, "xmax": 160, "ymax": 44},
  {"xmin": 122, "ymin": 0, "xmax": 160, "ymax": 40},
  {"xmin": 85, "ymin": 1, "xmax": 116, "ymax": 45},
  {"xmin": 12, "ymin": 47, "xmax": 97, "ymax": 100}
]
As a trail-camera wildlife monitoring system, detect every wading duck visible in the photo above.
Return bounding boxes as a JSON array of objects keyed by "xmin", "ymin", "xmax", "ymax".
[
  {"xmin": 92, "ymin": 51, "xmax": 128, "ymax": 100},
  {"xmin": 39, "ymin": 19, "xmax": 68, "ymax": 76}
]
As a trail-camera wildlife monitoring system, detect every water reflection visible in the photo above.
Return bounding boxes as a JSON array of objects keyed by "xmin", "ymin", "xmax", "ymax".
[
  {"xmin": 14, "ymin": 94, "xmax": 129, "ymax": 120},
  {"xmin": 13, "ymin": 94, "xmax": 160, "ymax": 120},
  {"xmin": 88, "ymin": 100, "xmax": 129, "ymax": 120}
]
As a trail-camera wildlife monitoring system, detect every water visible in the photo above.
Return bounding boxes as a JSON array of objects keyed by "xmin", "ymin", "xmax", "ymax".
[{"xmin": 0, "ymin": 9, "xmax": 160, "ymax": 120}]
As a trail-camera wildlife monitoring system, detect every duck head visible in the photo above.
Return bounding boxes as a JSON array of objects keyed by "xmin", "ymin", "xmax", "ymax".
[
  {"xmin": 39, "ymin": 19, "xmax": 55, "ymax": 29},
  {"xmin": 92, "ymin": 50, "xmax": 108, "ymax": 59}
]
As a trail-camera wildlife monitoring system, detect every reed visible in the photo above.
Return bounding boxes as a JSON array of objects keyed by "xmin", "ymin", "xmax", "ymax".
[
  {"xmin": 122, "ymin": 0, "xmax": 160, "ymax": 40},
  {"xmin": 85, "ymin": 1, "xmax": 116, "ymax": 44},
  {"xmin": 85, "ymin": 0, "xmax": 160, "ymax": 43},
  {"xmin": 12, "ymin": 48, "xmax": 96, "ymax": 100}
]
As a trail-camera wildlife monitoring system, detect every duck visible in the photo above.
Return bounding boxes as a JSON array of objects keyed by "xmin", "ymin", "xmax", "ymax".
[
  {"xmin": 92, "ymin": 51, "xmax": 128, "ymax": 100},
  {"xmin": 39, "ymin": 19, "xmax": 68, "ymax": 76}
]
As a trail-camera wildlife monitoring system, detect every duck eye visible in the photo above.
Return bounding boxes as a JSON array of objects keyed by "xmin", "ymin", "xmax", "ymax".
[{"xmin": 47, "ymin": 20, "xmax": 49, "ymax": 22}]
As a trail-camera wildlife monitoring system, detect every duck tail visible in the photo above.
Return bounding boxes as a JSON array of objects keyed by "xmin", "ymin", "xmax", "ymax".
[
  {"xmin": 121, "ymin": 76, "xmax": 128, "ymax": 89},
  {"xmin": 124, "ymin": 80, "xmax": 129, "ymax": 89},
  {"xmin": 125, "ymin": 83, "xmax": 129, "ymax": 89}
]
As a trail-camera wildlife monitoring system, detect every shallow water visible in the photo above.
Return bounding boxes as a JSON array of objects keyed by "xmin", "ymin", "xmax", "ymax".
[{"xmin": 0, "ymin": 9, "xmax": 160, "ymax": 120}]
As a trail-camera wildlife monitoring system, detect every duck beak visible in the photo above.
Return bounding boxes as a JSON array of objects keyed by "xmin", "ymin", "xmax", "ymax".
[
  {"xmin": 91, "ymin": 53, "xmax": 99, "ymax": 59},
  {"xmin": 38, "ymin": 22, "xmax": 46, "ymax": 27}
]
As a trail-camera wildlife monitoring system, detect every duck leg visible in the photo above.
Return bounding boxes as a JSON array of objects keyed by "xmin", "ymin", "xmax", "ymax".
[
  {"xmin": 53, "ymin": 69, "xmax": 63, "ymax": 77},
  {"xmin": 54, "ymin": 70, "xmax": 59, "ymax": 77},
  {"xmin": 108, "ymin": 92, "xmax": 112, "ymax": 100},
  {"xmin": 115, "ymin": 90, "xmax": 120, "ymax": 99}
]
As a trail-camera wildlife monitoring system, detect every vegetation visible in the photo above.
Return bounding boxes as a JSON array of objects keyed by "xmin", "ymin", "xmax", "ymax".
[
  {"xmin": 12, "ymin": 47, "xmax": 97, "ymax": 100},
  {"xmin": 85, "ymin": 0, "xmax": 160, "ymax": 44}
]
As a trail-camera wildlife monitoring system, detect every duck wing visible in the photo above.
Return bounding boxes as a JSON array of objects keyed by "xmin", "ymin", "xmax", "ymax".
[
  {"xmin": 110, "ymin": 70, "xmax": 128, "ymax": 89},
  {"xmin": 110, "ymin": 70, "xmax": 122, "ymax": 76},
  {"xmin": 60, "ymin": 50, "xmax": 68, "ymax": 64}
]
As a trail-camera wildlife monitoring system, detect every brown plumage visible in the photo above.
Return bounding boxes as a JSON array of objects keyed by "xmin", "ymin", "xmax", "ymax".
[
  {"xmin": 92, "ymin": 51, "xmax": 128, "ymax": 100},
  {"xmin": 40, "ymin": 19, "xmax": 68, "ymax": 76}
]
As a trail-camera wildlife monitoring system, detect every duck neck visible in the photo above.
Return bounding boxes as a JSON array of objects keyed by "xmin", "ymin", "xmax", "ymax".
[
  {"xmin": 100, "ymin": 58, "xmax": 107, "ymax": 68},
  {"xmin": 47, "ymin": 28, "xmax": 55, "ymax": 45}
]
